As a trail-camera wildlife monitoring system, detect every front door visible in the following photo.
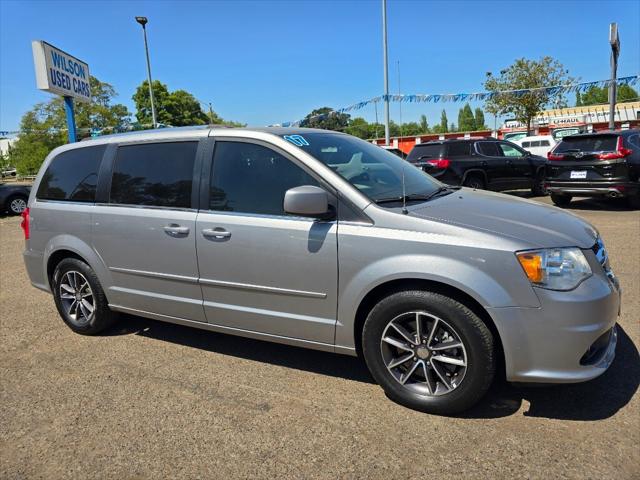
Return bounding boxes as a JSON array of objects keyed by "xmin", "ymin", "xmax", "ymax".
[
  {"xmin": 497, "ymin": 141, "xmax": 533, "ymax": 189},
  {"xmin": 92, "ymin": 140, "xmax": 205, "ymax": 322},
  {"xmin": 195, "ymin": 139, "xmax": 338, "ymax": 344}
]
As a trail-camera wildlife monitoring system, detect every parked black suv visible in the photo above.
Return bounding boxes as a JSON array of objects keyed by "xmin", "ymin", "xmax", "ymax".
[
  {"xmin": 0, "ymin": 182, "xmax": 31, "ymax": 215},
  {"xmin": 545, "ymin": 129, "xmax": 640, "ymax": 208},
  {"xmin": 406, "ymin": 138, "xmax": 547, "ymax": 195}
]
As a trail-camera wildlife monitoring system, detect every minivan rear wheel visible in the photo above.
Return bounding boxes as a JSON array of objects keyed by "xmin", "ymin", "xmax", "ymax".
[
  {"xmin": 362, "ymin": 290, "xmax": 495, "ymax": 415},
  {"xmin": 52, "ymin": 258, "xmax": 118, "ymax": 335},
  {"xmin": 550, "ymin": 193, "xmax": 572, "ymax": 207}
]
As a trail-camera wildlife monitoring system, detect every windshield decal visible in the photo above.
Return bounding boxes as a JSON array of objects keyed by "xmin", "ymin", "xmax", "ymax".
[{"xmin": 283, "ymin": 135, "xmax": 309, "ymax": 147}]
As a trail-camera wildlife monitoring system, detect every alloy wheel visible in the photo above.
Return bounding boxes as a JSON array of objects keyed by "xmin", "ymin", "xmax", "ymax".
[
  {"xmin": 59, "ymin": 271, "xmax": 95, "ymax": 326},
  {"xmin": 380, "ymin": 311, "xmax": 467, "ymax": 396},
  {"xmin": 9, "ymin": 197, "xmax": 27, "ymax": 214}
]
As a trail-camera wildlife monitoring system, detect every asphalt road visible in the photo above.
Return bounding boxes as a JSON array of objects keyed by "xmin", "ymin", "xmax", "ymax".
[{"xmin": 1, "ymin": 194, "xmax": 639, "ymax": 479}]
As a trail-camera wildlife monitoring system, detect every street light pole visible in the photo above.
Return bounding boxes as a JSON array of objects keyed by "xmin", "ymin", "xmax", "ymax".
[
  {"xmin": 382, "ymin": 0, "xmax": 390, "ymax": 145},
  {"xmin": 136, "ymin": 16, "xmax": 158, "ymax": 129},
  {"xmin": 608, "ymin": 23, "xmax": 620, "ymax": 131}
]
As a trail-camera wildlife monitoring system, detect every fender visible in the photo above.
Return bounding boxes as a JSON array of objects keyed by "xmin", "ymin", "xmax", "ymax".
[
  {"xmin": 461, "ymin": 168, "xmax": 488, "ymax": 185},
  {"xmin": 43, "ymin": 234, "xmax": 112, "ymax": 292},
  {"xmin": 334, "ymin": 253, "xmax": 540, "ymax": 350}
]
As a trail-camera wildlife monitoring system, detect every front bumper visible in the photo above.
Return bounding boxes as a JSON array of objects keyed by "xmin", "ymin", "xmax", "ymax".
[{"xmin": 487, "ymin": 265, "xmax": 620, "ymax": 384}]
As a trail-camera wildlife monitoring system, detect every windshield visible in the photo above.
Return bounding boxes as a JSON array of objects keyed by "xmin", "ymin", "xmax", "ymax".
[{"xmin": 283, "ymin": 132, "xmax": 442, "ymax": 202}]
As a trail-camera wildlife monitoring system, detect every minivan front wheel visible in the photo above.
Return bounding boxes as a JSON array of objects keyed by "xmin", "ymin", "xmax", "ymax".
[
  {"xmin": 52, "ymin": 258, "xmax": 117, "ymax": 335},
  {"xmin": 362, "ymin": 290, "xmax": 495, "ymax": 415}
]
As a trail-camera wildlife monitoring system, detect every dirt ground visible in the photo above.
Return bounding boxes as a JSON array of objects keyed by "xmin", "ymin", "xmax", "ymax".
[{"xmin": 1, "ymin": 194, "xmax": 638, "ymax": 479}]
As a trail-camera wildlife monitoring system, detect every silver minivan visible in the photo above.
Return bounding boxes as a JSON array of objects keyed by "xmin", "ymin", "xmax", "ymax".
[{"xmin": 21, "ymin": 127, "xmax": 620, "ymax": 414}]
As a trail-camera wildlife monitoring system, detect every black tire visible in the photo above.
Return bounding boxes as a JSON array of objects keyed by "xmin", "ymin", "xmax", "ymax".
[
  {"xmin": 362, "ymin": 290, "xmax": 495, "ymax": 415},
  {"xmin": 531, "ymin": 171, "xmax": 547, "ymax": 197},
  {"xmin": 550, "ymin": 192, "xmax": 572, "ymax": 207},
  {"xmin": 6, "ymin": 194, "xmax": 28, "ymax": 215},
  {"xmin": 627, "ymin": 193, "xmax": 640, "ymax": 210},
  {"xmin": 463, "ymin": 174, "xmax": 486, "ymax": 190},
  {"xmin": 52, "ymin": 258, "xmax": 118, "ymax": 335}
]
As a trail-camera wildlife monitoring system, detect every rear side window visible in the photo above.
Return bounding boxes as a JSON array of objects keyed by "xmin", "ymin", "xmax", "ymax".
[
  {"xmin": 446, "ymin": 142, "xmax": 471, "ymax": 156},
  {"xmin": 109, "ymin": 142, "xmax": 197, "ymax": 208},
  {"xmin": 522, "ymin": 141, "xmax": 531, "ymax": 147},
  {"xmin": 36, "ymin": 145, "xmax": 105, "ymax": 202},
  {"xmin": 477, "ymin": 142, "xmax": 501, "ymax": 156},
  {"xmin": 555, "ymin": 135, "xmax": 618, "ymax": 153},
  {"xmin": 407, "ymin": 144, "xmax": 443, "ymax": 162},
  {"xmin": 540, "ymin": 140, "xmax": 551, "ymax": 147}
]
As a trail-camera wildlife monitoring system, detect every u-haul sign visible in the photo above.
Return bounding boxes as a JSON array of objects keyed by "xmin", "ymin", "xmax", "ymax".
[{"xmin": 32, "ymin": 40, "xmax": 91, "ymax": 102}]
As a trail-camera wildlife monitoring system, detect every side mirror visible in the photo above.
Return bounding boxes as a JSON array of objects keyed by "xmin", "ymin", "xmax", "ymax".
[{"xmin": 284, "ymin": 185, "xmax": 332, "ymax": 219}]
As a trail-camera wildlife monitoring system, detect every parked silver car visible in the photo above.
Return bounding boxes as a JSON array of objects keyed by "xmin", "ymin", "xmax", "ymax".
[{"xmin": 21, "ymin": 127, "xmax": 620, "ymax": 414}]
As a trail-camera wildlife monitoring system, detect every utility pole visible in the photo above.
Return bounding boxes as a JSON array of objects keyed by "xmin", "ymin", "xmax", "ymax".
[
  {"xmin": 136, "ymin": 16, "xmax": 158, "ymax": 129},
  {"xmin": 608, "ymin": 23, "xmax": 620, "ymax": 131},
  {"xmin": 382, "ymin": 0, "xmax": 390, "ymax": 145},
  {"xmin": 397, "ymin": 60, "xmax": 403, "ymax": 139}
]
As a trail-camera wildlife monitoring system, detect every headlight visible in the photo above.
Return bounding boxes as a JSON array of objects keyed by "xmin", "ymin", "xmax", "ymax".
[{"xmin": 516, "ymin": 247, "xmax": 592, "ymax": 291}]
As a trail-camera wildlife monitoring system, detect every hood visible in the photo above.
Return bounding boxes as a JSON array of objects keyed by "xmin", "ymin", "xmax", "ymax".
[{"xmin": 406, "ymin": 188, "xmax": 598, "ymax": 249}]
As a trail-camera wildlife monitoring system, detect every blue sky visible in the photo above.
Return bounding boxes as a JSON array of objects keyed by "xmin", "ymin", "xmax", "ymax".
[{"xmin": 1, "ymin": 0, "xmax": 639, "ymax": 133}]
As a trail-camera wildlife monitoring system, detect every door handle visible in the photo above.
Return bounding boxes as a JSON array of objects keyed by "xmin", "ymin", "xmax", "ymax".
[
  {"xmin": 481, "ymin": 161, "xmax": 488, "ymax": 167},
  {"xmin": 506, "ymin": 159, "xmax": 513, "ymax": 165},
  {"xmin": 163, "ymin": 224, "xmax": 190, "ymax": 236},
  {"xmin": 202, "ymin": 228, "xmax": 232, "ymax": 239}
]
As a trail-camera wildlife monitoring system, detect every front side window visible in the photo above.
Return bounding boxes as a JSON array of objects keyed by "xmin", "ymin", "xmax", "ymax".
[
  {"xmin": 210, "ymin": 141, "xmax": 319, "ymax": 215},
  {"xmin": 110, "ymin": 142, "xmax": 197, "ymax": 208},
  {"xmin": 498, "ymin": 142, "xmax": 524, "ymax": 157},
  {"xmin": 282, "ymin": 132, "xmax": 441, "ymax": 202},
  {"xmin": 36, "ymin": 145, "xmax": 105, "ymax": 202}
]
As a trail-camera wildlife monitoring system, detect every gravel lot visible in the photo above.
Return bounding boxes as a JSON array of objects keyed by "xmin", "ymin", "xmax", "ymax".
[{"xmin": 1, "ymin": 194, "xmax": 638, "ymax": 479}]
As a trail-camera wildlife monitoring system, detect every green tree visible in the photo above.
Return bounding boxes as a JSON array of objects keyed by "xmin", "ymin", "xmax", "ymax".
[
  {"xmin": 457, "ymin": 103, "xmax": 476, "ymax": 132},
  {"xmin": 9, "ymin": 76, "xmax": 130, "ymax": 175},
  {"xmin": 484, "ymin": 57, "xmax": 573, "ymax": 134},
  {"xmin": 345, "ymin": 117, "xmax": 370, "ymax": 139},
  {"xmin": 132, "ymin": 80, "xmax": 243, "ymax": 127},
  {"xmin": 401, "ymin": 122, "xmax": 422, "ymax": 136},
  {"xmin": 300, "ymin": 107, "xmax": 350, "ymax": 131},
  {"xmin": 419, "ymin": 114, "xmax": 430, "ymax": 133},
  {"xmin": 474, "ymin": 108, "xmax": 486, "ymax": 129},
  {"xmin": 576, "ymin": 84, "xmax": 638, "ymax": 106},
  {"xmin": 433, "ymin": 110, "xmax": 448, "ymax": 133}
]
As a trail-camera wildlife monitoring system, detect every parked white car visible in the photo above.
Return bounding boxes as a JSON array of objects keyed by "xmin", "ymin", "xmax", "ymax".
[{"xmin": 515, "ymin": 135, "xmax": 556, "ymax": 157}]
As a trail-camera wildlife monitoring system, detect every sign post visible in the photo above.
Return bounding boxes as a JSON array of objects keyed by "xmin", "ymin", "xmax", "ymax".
[
  {"xmin": 32, "ymin": 40, "xmax": 91, "ymax": 143},
  {"xmin": 63, "ymin": 97, "xmax": 77, "ymax": 143}
]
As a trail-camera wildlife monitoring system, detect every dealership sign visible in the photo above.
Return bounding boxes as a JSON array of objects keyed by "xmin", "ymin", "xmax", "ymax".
[{"xmin": 31, "ymin": 41, "xmax": 91, "ymax": 102}]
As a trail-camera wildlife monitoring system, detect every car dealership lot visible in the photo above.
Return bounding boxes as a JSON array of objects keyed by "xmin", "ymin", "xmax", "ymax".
[{"xmin": 1, "ymin": 195, "xmax": 638, "ymax": 479}]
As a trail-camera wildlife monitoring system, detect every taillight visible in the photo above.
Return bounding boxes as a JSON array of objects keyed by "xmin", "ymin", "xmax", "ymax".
[
  {"xmin": 547, "ymin": 151, "xmax": 565, "ymax": 161},
  {"xmin": 597, "ymin": 137, "xmax": 633, "ymax": 159},
  {"xmin": 426, "ymin": 158, "xmax": 451, "ymax": 169},
  {"xmin": 20, "ymin": 207, "xmax": 30, "ymax": 240}
]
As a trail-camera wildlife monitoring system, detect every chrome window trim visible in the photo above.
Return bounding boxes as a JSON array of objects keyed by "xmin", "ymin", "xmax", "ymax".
[{"xmin": 94, "ymin": 203, "xmax": 197, "ymax": 213}]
